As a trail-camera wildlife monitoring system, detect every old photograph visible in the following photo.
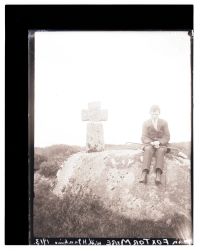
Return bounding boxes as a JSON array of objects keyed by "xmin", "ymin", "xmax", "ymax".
[{"xmin": 32, "ymin": 31, "xmax": 192, "ymax": 243}]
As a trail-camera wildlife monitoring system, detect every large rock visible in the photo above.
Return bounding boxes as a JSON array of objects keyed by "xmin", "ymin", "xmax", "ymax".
[{"xmin": 53, "ymin": 149, "xmax": 191, "ymax": 239}]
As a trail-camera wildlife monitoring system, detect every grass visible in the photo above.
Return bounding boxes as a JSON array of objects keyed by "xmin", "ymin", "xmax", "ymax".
[{"xmin": 34, "ymin": 172, "xmax": 190, "ymax": 238}]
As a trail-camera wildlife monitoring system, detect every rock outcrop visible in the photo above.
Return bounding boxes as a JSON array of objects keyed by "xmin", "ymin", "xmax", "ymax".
[{"xmin": 53, "ymin": 148, "xmax": 191, "ymax": 239}]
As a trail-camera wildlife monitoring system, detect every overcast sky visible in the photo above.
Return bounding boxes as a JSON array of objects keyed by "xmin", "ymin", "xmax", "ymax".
[{"xmin": 34, "ymin": 31, "xmax": 191, "ymax": 147}]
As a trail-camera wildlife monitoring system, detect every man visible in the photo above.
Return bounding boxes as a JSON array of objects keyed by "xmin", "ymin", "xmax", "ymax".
[{"xmin": 139, "ymin": 105, "xmax": 170, "ymax": 185}]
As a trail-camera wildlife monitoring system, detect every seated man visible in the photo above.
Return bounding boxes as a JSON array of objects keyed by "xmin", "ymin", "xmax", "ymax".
[{"xmin": 139, "ymin": 105, "xmax": 170, "ymax": 184}]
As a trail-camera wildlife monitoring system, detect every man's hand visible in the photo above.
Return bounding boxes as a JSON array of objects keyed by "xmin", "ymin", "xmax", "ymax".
[{"xmin": 151, "ymin": 141, "xmax": 160, "ymax": 148}]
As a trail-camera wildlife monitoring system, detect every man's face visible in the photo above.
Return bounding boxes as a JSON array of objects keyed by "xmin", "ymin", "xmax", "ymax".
[{"xmin": 151, "ymin": 111, "xmax": 160, "ymax": 120}]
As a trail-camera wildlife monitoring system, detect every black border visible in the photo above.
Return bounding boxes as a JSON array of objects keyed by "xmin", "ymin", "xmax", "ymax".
[{"xmin": 5, "ymin": 5, "xmax": 193, "ymax": 245}]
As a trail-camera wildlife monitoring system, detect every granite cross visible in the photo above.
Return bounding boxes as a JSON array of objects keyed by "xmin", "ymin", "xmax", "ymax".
[{"xmin": 82, "ymin": 102, "xmax": 108, "ymax": 152}]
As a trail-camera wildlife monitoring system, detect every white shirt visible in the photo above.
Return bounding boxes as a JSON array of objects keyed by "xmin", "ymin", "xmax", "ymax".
[{"xmin": 152, "ymin": 118, "xmax": 158, "ymax": 131}]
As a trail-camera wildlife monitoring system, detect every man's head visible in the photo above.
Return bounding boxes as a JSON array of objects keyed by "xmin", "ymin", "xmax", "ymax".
[{"xmin": 150, "ymin": 105, "xmax": 160, "ymax": 120}]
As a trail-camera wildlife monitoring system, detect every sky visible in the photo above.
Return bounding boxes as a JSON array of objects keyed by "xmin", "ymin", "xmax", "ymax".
[{"xmin": 34, "ymin": 31, "xmax": 191, "ymax": 147}]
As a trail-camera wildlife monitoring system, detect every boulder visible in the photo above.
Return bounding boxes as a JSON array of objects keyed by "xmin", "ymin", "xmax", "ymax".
[{"xmin": 53, "ymin": 149, "xmax": 191, "ymax": 239}]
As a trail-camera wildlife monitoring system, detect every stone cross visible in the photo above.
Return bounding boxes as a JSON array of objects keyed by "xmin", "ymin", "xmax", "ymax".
[{"xmin": 82, "ymin": 102, "xmax": 108, "ymax": 152}]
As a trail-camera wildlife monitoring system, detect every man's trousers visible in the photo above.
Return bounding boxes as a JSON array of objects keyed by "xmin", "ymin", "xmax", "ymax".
[{"xmin": 142, "ymin": 145, "xmax": 167, "ymax": 173}]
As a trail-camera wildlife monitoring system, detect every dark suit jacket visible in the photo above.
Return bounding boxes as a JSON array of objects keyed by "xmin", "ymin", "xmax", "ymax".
[{"xmin": 141, "ymin": 118, "xmax": 170, "ymax": 146}]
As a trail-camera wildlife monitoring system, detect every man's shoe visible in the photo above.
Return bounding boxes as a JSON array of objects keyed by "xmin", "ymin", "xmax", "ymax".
[
  {"xmin": 155, "ymin": 169, "xmax": 162, "ymax": 185},
  {"xmin": 139, "ymin": 171, "xmax": 148, "ymax": 184}
]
